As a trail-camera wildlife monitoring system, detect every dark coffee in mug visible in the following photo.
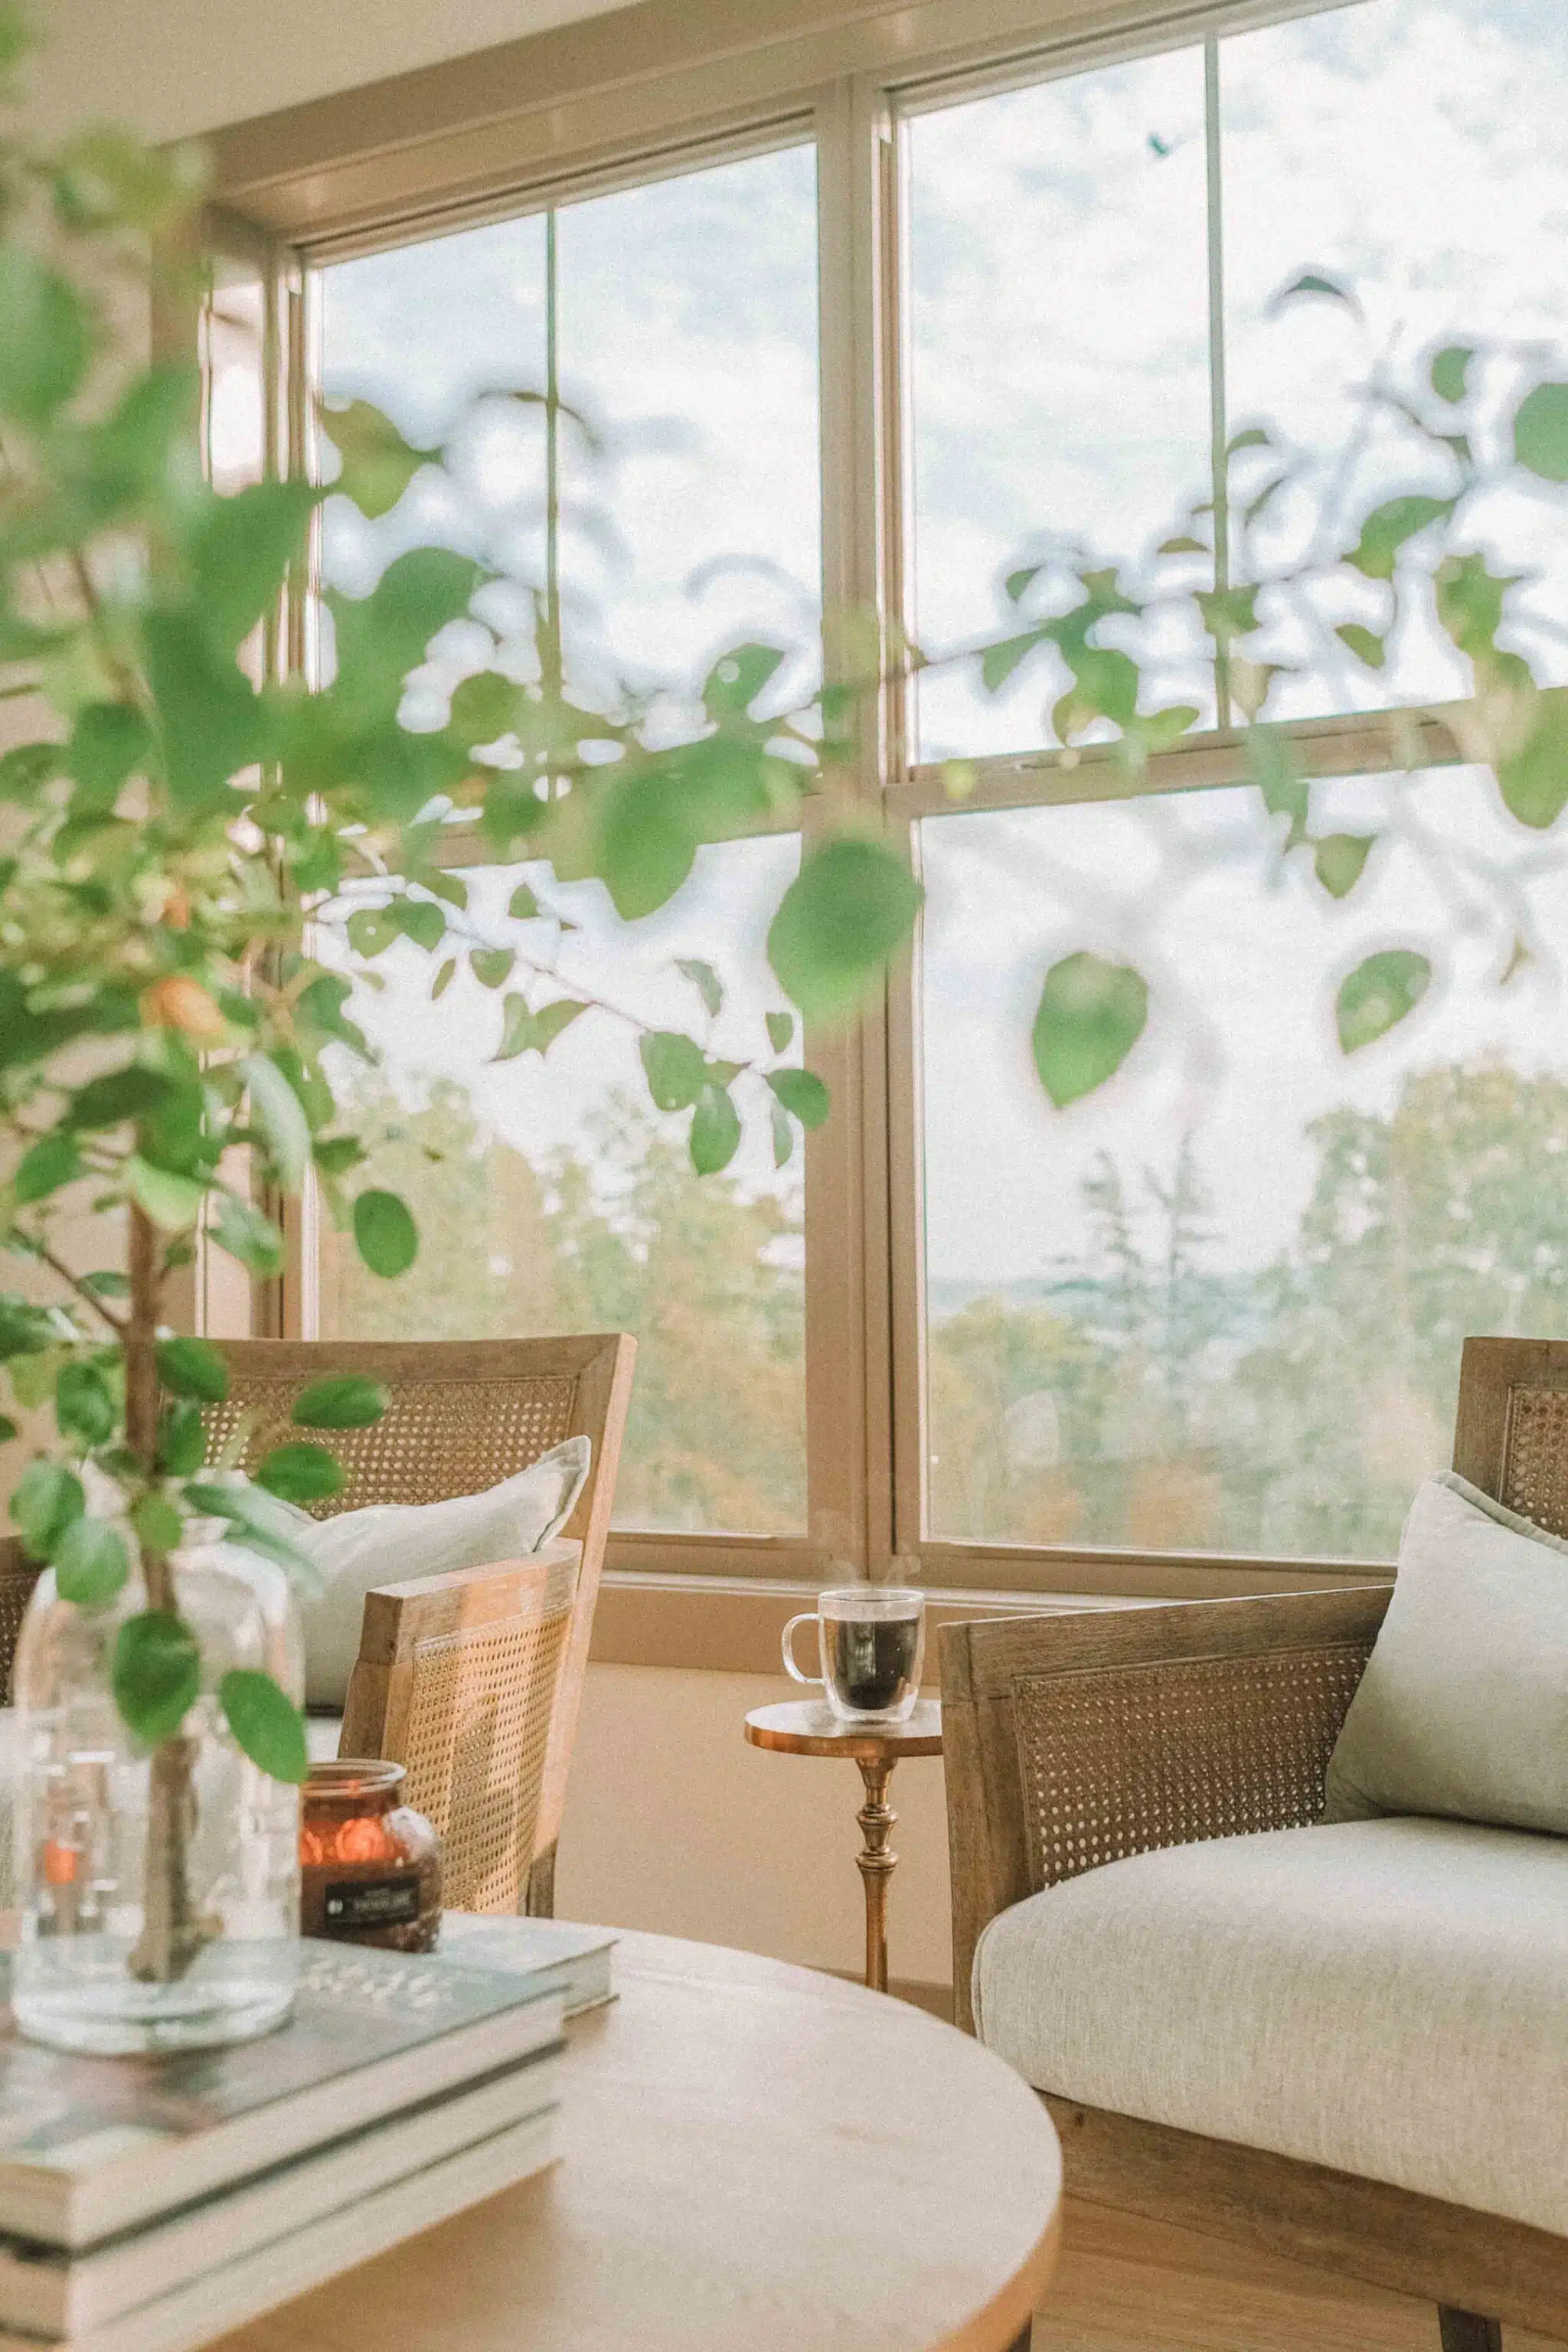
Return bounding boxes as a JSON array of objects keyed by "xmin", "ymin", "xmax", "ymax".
[
  {"xmin": 782, "ymin": 1586, "xmax": 926, "ymax": 1723},
  {"xmin": 825, "ymin": 1611, "xmax": 922, "ymax": 1715}
]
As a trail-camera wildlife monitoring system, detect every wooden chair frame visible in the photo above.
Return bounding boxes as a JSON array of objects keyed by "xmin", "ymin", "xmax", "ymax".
[
  {"xmin": 211, "ymin": 1334, "xmax": 635, "ymax": 1916},
  {"xmin": 942, "ymin": 1338, "xmax": 1568, "ymax": 2347}
]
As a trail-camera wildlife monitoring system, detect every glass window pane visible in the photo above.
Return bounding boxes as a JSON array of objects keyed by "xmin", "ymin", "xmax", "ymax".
[
  {"xmin": 906, "ymin": 50, "xmax": 1213, "ymax": 762},
  {"xmin": 312, "ymin": 142, "xmax": 821, "ymax": 1536},
  {"xmin": 920, "ymin": 773, "xmax": 1568, "ymax": 1560},
  {"xmin": 1222, "ymin": 0, "xmax": 1568, "ymax": 715},
  {"xmin": 316, "ymin": 839, "xmax": 805, "ymax": 1536}
]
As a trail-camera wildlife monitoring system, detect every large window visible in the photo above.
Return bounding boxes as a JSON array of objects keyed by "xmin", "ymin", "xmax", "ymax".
[{"xmin": 256, "ymin": 0, "xmax": 1568, "ymax": 1589}]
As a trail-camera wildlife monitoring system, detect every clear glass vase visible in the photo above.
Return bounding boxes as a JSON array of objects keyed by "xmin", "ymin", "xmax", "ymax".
[{"xmin": 11, "ymin": 1517, "xmax": 302, "ymax": 2055}]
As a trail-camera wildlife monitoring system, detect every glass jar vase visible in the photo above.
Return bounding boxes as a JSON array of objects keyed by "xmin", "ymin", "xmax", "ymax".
[
  {"xmin": 11, "ymin": 1518, "xmax": 303, "ymax": 2056},
  {"xmin": 300, "ymin": 1761, "xmax": 442, "ymax": 1953}
]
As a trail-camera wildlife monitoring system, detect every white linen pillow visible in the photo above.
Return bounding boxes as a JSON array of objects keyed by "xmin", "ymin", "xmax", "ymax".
[
  {"xmin": 1322, "ymin": 1470, "xmax": 1568, "ymax": 1835},
  {"xmin": 296, "ymin": 1436, "xmax": 590, "ymax": 1709}
]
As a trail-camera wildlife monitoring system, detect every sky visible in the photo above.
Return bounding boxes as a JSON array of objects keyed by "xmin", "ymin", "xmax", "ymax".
[{"xmin": 310, "ymin": 0, "xmax": 1568, "ymax": 1297}]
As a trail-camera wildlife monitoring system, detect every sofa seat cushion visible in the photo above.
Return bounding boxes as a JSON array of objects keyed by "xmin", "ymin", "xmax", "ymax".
[{"xmin": 973, "ymin": 1815, "xmax": 1568, "ymax": 2236}]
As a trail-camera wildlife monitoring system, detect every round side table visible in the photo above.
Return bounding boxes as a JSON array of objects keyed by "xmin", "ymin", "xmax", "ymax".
[{"xmin": 744, "ymin": 1697, "xmax": 943, "ymax": 1993}]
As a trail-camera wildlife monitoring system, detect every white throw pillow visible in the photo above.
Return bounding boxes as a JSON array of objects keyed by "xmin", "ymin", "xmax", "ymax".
[
  {"xmin": 296, "ymin": 1437, "xmax": 590, "ymax": 1710},
  {"xmin": 1322, "ymin": 1470, "xmax": 1568, "ymax": 1835}
]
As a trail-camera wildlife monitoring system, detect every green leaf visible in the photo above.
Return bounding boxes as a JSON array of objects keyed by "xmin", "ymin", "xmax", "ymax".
[
  {"xmin": 54, "ymin": 1515, "xmax": 129, "ymax": 1607},
  {"xmin": 0, "ymin": 1416, "xmax": 15, "ymax": 1444},
  {"xmin": 1345, "ymin": 495, "xmax": 1454, "ymax": 582},
  {"xmin": 1157, "ymin": 535, "xmax": 1208, "ymax": 557},
  {"xmin": 769, "ymin": 1099, "xmax": 795, "ymax": 1170},
  {"xmin": 312, "ymin": 1135, "xmax": 365, "ymax": 1178},
  {"xmin": 1335, "ymin": 949, "xmax": 1432, "ymax": 1052},
  {"xmin": 494, "ymin": 993, "xmax": 534, "ymax": 1061},
  {"xmin": 113, "ymin": 1609, "xmax": 201, "ymax": 1746},
  {"xmin": 11, "ymin": 1459, "xmax": 84, "ymax": 1561},
  {"xmin": 980, "ymin": 629, "xmax": 1048, "ymax": 693},
  {"xmin": 449, "ymin": 669, "xmax": 524, "ymax": 743},
  {"xmin": 1031, "ymin": 952, "xmax": 1149, "ymax": 1109},
  {"xmin": 0, "ymin": 742, "xmax": 66, "ymax": 802},
  {"xmin": 346, "ymin": 905, "xmax": 400, "ymax": 959},
  {"xmin": 1334, "ymin": 622, "xmax": 1387, "ymax": 671},
  {"xmin": 354, "ymin": 1189, "xmax": 418, "ymax": 1279},
  {"xmin": 767, "ymin": 838, "xmax": 923, "ymax": 1027},
  {"xmin": 677, "ymin": 958, "xmax": 724, "ymax": 1018},
  {"xmin": 639, "ymin": 1031, "xmax": 707, "ymax": 1113},
  {"xmin": 132, "ymin": 1492, "xmax": 185, "ymax": 1553},
  {"xmin": 157, "ymin": 1401, "xmax": 206, "ymax": 1476},
  {"xmin": 766, "ymin": 1067, "xmax": 830, "ymax": 1129},
  {"xmin": 220, "ymin": 1668, "xmax": 309, "ymax": 1784},
  {"xmin": 1496, "ymin": 690, "xmax": 1568, "ymax": 830},
  {"xmin": 15, "ymin": 1132, "xmax": 83, "ymax": 1203},
  {"xmin": 124, "ymin": 1155, "xmax": 207, "ymax": 1232},
  {"xmin": 470, "ymin": 948, "xmax": 514, "ymax": 990},
  {"xmin": 701, "ymin": 642, "xmax": 786, "ymax": 720},
  {"xmin": 68, "ymin": 701, "xmax": 151, "ymax": 806},
  {"xmin": 397, "ymin": 899, "xmax": 445, "ymax": 952},
  {"xmin": 689, "ymin": 1083, "xmax": 742, "ymax": 1175},
  {"xmin": 67, "ymin": 1066, "xmax": 172, "ymax": 1130},
  {"xmin": 0, "ymin": 246, "xmax": 90, "ymax": 426},
  {"xmin": 532, "ymin": 999, "xmax": 586, "ymax": 1054},
  {"xmin": 1004, "ymin": 564, "xmax": 1044, "ymax": 603},
  {"xmin": 142, "ymin": 610, "xmax": 266, "ymax": 812},
  {"xmin": 1513, "ymin": 382, "xmax": 1568, "ymax": 484},
  {"xmin": 1313, "ymin": 832, "xmax": 1377, "ymax": 900},
  {"xmin": 292, "ymin": 1374, "xmax": 387, "ymax": 1429},
  {"xmin": 1226, "ymin": 426, "xmax": 1272, "ymax": 457},
  {"xmin": 243, "ymin": 1054, "xmax": 311, "ymax": 1191},
  {"xmin": 598, "ymin": 776, "xmax": 697, "ymax": 921},
  {"xmin": 254, "ymin": 1442, "xmax": 344, "ymax": 1506},
  {"xmin": 213, "ymin": 1194, "xmax": 285, "ymax": 1278},
  {"xmin": 1431, "ymin": 346, "xmax": 1474, "ymax": 406},
  {"xmin": 431, "ymin": 956, "xmax": 456, "ymax": 1001},
  {"xmin": 766, "ymin": 1010, "xmax": 795, "ymax": 1054},
  {"xmin": 156, "ymin": 1335, "xmax": 230, "ymax": 1404},
  {"xmin": 1246, "ymin": 724, "xmax": 1309, "ymax": 846},
  {"xmin": 320, "ymin": 398, "xmax": 439, "ymax": 521},
  {"xmin": 55, "ymin": 1359, "xmax": 116, "ymax": 1447},
  {"xmin": 189, "ymin": 480, "xmax": 317, "ymax": 653},
  {"xmin": 79, "ymin": 1269, "xmax": 130, "ymax": 1300},
  {"xmin": 507, "ymin": 882, "xmax": 541, "ymax": 921},
  {"xmin": 422, "ymin": 869, "xmax": 468, "ymax": 911}
]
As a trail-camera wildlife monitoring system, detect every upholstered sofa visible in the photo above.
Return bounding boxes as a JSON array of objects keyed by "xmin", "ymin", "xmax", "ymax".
[{"xmin": 942, "ymin": 1336, "xmax": 1568, "ymax": 2352}]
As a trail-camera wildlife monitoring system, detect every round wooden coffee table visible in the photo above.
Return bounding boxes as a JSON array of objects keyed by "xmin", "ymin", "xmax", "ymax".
[
  {"xmin": 745, "ymin": 1697, "xmax": 944, "ymax": 1991},
  {"xmin": 217, "ymin": 1929, "xmax": 1060, "ymax": 2352}
]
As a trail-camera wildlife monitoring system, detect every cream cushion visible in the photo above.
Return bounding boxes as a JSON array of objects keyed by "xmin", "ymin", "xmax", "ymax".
[
  {"xmin": 972, "ymin": 1815, "xmax": 1568, "ymax": 2236},
  {"xmin": 1324, "ymin": 1471, "xmax": 1568, "ymax": 1834},
  {"xmin": 294, "ymin": 1436, "xmax": 590, "ymax": 1709}
]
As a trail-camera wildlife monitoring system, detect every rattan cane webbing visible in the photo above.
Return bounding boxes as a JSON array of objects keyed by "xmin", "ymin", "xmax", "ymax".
[
  {"xmin": 1013, "ymin": 1642, "xmax": 1373, "ymax": 1893},
  {"xmin": 0, "ymin": 1563, "xmax": 42, "ymax": 1704},
  {"xmin": 401, "ymin": 1601, "xmax": 573, "ymax": 1913},
  {"xmin": 203, "ymin": 1373, "xmax": 578, "ymax": 1517},
  {"xmin": 1499, "ymin": 1384, "xmax": 1568, "ymax": 1539}
]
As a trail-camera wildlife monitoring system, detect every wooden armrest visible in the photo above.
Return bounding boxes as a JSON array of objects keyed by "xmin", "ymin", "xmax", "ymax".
[{"xmin": 941, "ymin": 1585, "xmax": 1392, "ymax": 2030}]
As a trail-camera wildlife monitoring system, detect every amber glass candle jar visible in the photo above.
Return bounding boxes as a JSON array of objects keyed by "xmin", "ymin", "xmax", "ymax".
[{"xmin": 299, "ymin": 1762, "xmax": 442, "ymax": 1953}]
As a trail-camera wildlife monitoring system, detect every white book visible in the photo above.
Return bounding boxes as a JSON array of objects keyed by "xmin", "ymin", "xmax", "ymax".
[
  {"xmin": 0, "ymin": 2046, "xmax": 564, "ymax": 2340},
  {"xmin": 437, "ymin": 1915, "xmax": 617, "ymax": 2017},
  {"xmin": 0, "ymin": 2109, "xmax": 559, "ymax": 2352}
]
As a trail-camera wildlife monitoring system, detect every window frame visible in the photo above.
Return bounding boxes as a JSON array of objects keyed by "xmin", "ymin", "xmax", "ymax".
[{"xmin": 202, "ymin": 0, "xmax": 1468, "ymax": 1601}]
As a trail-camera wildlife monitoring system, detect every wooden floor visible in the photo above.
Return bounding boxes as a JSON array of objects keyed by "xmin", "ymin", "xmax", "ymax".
[{"xmin": 1035, "ymin": 2201, "xmax": 1566, "ymax": 2352}]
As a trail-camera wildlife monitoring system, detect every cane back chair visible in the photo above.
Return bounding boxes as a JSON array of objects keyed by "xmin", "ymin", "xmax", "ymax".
[
  {"xmin": 942, "ymin": 1336, "xmax": 1568, "ymax": 2350},
  {"xmin": 204, "ymin": 1334, "xmax": 634, "ymax": 1916}
]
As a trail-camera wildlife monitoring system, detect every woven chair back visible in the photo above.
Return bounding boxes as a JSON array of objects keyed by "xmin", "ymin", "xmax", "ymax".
[{"xmin": 341, "ymin": 1544, "xmax": 580, "ymax": 1913}]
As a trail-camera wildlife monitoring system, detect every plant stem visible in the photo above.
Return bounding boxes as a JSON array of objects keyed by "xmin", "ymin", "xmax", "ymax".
[{"xmin": 123, "ymin": 1204, "xmax": 208, "ymax": 1986}]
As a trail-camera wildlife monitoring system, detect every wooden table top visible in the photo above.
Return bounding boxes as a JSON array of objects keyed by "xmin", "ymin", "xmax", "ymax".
[
  {"xmin": 745, "ymin": 1697, "xmax": 945, "ymax": 1760},
  {"xmin": 217, "ymin": 1928, "xmax": 1060, "ymax": 2352}
]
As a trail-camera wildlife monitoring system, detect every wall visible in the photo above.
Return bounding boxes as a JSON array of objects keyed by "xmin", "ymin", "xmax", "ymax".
[
  {"xmin": 557, "ymin": 1665, "xmax": 955, "ymax": 1990},
  {"xmin": 26, "ymin": 0, "xmax": 626, "ymax": 140}
]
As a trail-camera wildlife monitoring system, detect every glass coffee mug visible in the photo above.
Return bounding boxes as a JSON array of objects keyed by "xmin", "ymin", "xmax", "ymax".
[{"xmin": 781, "ymin": 1587, "xmax": 926, "ymax": 1724}]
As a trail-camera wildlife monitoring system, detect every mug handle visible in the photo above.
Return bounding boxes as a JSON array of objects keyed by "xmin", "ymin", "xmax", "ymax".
[{"xmin": 781, "ymin": 1612, "xmax": 823, "ymax": 1686}]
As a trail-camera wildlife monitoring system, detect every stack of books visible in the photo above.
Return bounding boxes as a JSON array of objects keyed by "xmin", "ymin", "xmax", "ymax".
[{"xmin": 0, "ymin": 1937, "xmax": 571, "ymax": 2352}]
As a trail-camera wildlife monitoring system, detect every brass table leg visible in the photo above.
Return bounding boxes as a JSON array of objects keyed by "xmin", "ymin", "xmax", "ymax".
[{"xmin": 855, "ymin": 1756, "xmax": 897, "ymax": 1992}]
